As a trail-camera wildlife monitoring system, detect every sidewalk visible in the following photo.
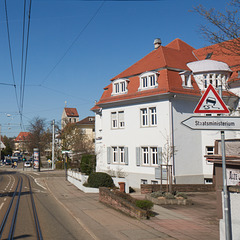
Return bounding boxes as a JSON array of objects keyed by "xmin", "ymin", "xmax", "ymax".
[{"xmin": 37, "ymin": 171, "xmax": 219, "ymax": 240}]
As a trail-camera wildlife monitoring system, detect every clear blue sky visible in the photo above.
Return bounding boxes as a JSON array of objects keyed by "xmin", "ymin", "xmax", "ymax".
[{"xmin": 0, "ymin": 0, "xmax": 231, "ymax": 137}]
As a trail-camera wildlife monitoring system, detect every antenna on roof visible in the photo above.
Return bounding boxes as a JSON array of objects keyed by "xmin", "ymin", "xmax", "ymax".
[{"xmin": 65, "ymin": 101, "xmax": 67, "ymax": 108}]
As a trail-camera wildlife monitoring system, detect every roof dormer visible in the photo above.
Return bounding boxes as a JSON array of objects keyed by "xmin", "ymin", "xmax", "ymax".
[
  {"xmin": 111, "ymin": 78, "xmax": 129, "ymax": 96},
  {"xmin": 138, "ymin": 71, "xmax": 158, "ymax": 91}
]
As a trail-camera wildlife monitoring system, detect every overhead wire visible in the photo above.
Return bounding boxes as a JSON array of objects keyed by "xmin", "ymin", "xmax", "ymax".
[
  {"xmin": 4, "ymin": 0, "xmax": 20, "ymax": 113},
  {"xmin": 39, "ymin": 1, "xmax": 105, "ymax": 86},
  {"xmin": 20, "ymin": 0, "xmax": 32, "ymax": 130}
]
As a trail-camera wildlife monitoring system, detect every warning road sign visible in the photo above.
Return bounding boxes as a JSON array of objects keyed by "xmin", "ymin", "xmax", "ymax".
[{"xmin": 194, "ymin": 84, "xmax": 229, "ymax": 114}]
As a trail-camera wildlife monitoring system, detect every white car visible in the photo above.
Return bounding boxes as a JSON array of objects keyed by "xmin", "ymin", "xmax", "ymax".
[{"xmin": 24, "ymin": 161, "xmax": 32, "ymax": 168}]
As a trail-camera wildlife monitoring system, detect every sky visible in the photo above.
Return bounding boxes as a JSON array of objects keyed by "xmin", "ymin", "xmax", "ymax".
[{"xmin": 0, "ymin": 0, "xmax": 232, "ymax": 137}]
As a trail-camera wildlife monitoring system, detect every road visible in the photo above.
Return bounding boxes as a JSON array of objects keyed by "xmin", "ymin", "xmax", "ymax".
[{"xmin": 0, "ymin": 165, "xmax": 96, "ymax": 240}]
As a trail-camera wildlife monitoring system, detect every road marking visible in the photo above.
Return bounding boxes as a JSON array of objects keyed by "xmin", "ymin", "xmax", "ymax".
[
  {"xmin": 0, "ymin": 202, "xmax": 4, "ymax": 210},
  {"xmin": 4, "ymin": 198, "xmax": 6, "ymax": 202},
  {"xmin": 32, "ymin": 172, "xmax": 40, "ymax": 176}
]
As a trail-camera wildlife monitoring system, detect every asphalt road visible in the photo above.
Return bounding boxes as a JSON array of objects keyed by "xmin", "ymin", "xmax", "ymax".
[{"xmin": 0, "ymin": 166, "xmax": 95, "ymax": 240}]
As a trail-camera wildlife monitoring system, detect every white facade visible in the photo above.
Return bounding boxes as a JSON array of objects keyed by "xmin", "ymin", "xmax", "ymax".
[{"xmin": 92, "ymin": 40, "xmax": 240, "ymax": 189}]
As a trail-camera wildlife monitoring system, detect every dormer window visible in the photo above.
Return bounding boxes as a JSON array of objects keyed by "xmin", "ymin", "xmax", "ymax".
[
  {"xmin": 139, "ymin": 71, "xmax": 158, "ymax": 91},
  {"xmin": 180, "ymin": 71, "xmax": 192, "ymax": 88},
  {"xmin": 112, "ymin": 78, "xmax": 128, "ymax": 95}
]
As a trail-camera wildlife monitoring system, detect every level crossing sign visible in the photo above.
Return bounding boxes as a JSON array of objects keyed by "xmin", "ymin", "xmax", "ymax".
[{"xmin": 194, "ymin": 84, "xmax": 229, "ymax": 114}]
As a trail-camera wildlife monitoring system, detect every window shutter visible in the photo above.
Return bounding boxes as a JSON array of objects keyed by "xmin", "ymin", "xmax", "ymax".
[
  {"xmin": 107, "ymin": 147, "xmax": 111, "ymax": 164},
  {"xmin": 124, "ymin": 147, "xmax": 128, "ymax": 165},
  {"xmin": 136, "ymin": 147, "xmax": 140, "ymax": 166},
  {"xmin": 155, "ymin": 168, "xmax": 160, "ymax": 179},
  {"xmin": 157, "ymin": 147, "xmax": 162, "ymax": 166}
]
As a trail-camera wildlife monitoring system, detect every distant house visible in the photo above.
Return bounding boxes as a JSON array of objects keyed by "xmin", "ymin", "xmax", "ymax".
[
  {"xmin": 14, "ymin": 132, "xmax": 30, "ymax": 153},
  {"xmin": 61, "ymin": 107, "xmax": 79, "ymax": 129},
  {"xmin": 91, "ymin": 38, "xmax": 240, "ymax": 188},
  {"xmin": 76, "ymin": 116, "xmax": 95, "ymax": 148}
]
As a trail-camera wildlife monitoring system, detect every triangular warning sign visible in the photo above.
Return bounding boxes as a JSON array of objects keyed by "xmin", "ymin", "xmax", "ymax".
[{"xmin": 194, "ymin": 84, "xmax": 229, "ymax": 114}]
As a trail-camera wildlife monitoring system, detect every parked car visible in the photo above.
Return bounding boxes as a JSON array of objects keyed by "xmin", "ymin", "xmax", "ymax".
[{"xmin": 24, "ymin": 161, "xmax": 32, "ymax": 168}]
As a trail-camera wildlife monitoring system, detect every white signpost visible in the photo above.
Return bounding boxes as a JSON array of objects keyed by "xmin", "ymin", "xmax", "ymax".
[
  {"xmin": 182, "ymin": 116, "xmax": 240, "ymax": 131},
  {"xmin": 182, "ymin": 84, "xmax": 233, "ymax": 240}
]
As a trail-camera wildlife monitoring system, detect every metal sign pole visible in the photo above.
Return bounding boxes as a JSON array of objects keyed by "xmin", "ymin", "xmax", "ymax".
[{"xmin": 221, "ymin": 131, "xmax": 231, "ymax": 240}]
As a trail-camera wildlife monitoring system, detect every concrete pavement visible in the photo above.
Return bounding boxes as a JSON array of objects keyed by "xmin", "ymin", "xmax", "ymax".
[{"xmin": 14, "ymin": 168, "xmax": 220, "ymax": 240}]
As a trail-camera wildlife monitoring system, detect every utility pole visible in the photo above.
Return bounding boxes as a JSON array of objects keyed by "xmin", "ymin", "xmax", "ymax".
[
  {"xmin": 52, "ymin": 120, "xmax": 55, "ymax": 170},
  {"xmin": 0, "ymin": 125, "xmax": 1, "ymax": 162}
]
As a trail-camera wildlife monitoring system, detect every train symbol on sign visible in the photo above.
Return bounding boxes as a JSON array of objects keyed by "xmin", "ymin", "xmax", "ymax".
[{"xmin": 203, "ymin": 97, "xmax": 220, "ymax": 109}]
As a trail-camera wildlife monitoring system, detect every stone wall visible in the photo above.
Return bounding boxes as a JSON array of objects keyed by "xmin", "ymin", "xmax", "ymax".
[
  {"xmin": 99, "ymin": 187, "xmax": 147, "ymax": 219},
  {"xmin": 141, "ymin": 184, "xmax": 215, "ymax": 194}
]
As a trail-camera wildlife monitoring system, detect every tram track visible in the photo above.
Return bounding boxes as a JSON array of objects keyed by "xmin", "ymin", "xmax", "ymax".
[{"xmin": 0, "ymin": 173, "xmax": 43, "ymax": 240}]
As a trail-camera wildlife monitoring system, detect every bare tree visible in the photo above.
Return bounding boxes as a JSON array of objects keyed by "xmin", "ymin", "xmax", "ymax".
[
  {"xmin": 193, "ymin": 0, "xmax": 240, "ymax": 55},
  {"xmin": 27, "ymin": 117, "xmax": 51, "ymax": 155},
  {"xmin": 61, "ymin": 122, "xmax": 94, "ymax": 155}
]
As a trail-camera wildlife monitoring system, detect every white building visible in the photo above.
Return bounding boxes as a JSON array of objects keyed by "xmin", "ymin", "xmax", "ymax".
[{"xmin": 91, "ymin": 38, "xmax": 240, "ymax": 189}]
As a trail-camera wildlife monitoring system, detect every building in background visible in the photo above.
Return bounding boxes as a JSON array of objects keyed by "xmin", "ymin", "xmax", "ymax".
[
  {"xmin": 14, "ymin": 132, "xmax": 30, "ymax": 154},
  {"xmin": 91, "ymin": 38, "xmax": 240, "ymax": 189},
  {"xmin": 61, "ymin": 107, "xmax": 79, "ymax": 129}
]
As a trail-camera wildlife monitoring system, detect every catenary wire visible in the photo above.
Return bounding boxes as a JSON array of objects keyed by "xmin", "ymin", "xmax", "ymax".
[
  {"xmin": 4, "ymin": 0, "xmax": 21, "ymax": 114},
  {"xmin": 39, "ymin": 1, "xmax": 105, "ymax": 86}
]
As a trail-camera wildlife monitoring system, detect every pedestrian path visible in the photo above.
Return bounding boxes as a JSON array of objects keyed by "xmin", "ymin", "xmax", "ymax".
[{"xmin": 35, "ymin": 171, "xmax": 219, "ymax": 240}]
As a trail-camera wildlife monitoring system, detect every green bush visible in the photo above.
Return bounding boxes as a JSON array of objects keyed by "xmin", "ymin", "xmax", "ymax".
[
  {"xmin": 150, "ymin": 191, "xmax": 164, "ymax": 198},
  {"xmin": 135, "ymin": 200, "xmax": 153, "ymax": 211},
  {"xmin": 80, "ymin": 155, "xmax": 96, "ymax": 175},
  {"xmin": 164, "ymin": 192, "xmax": 175, "ymax": 199},
  {"xmin": 87, "ymin": 172, "xmax": 114, "ymax": 188}
]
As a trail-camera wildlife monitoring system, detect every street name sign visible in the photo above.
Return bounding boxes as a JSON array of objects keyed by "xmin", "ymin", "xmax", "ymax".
[
  {"xmin": 194, "ymin": 84, "xmax": 229, "ymax": 114},
  {"xmin": 181, "ymin": 116, "xmax": 240, "ymax": 130}
]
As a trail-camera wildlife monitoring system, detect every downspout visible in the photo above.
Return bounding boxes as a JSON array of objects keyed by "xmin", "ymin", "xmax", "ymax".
[{"xmin": 169, "ymin": 95, "xmax": 176, "ymax": 184}]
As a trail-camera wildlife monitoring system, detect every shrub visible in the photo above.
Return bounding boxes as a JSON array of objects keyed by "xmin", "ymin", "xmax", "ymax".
[
  {"xmin": 87, "ymin": 172, "xmax": 114, "ymax": 188},
  {"xmin": 135, "ymin": 200, "xmax": 153, "ymax": 211},
  {"xmin": 175, "ymin": 192, "xmax": 188, "ymax": 199},
  {"xmin": 164, "ymin": 192, "xmax": 175, "ymax": 199},
  {"xmin": 80, "ymin": 155, "xmax": 96, "ymax": 175},
  {"xmin": 150, "ymin": 191, "xmax": 164, "ymax": 198}
]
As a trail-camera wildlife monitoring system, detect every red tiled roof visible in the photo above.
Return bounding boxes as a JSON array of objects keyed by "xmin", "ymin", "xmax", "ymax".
[
  {"xmin": 92, "ymin": 38, "xmax": 239, "ymax": 110},
  {"xmin": 111, "ymin": 39, "xmax": 196, "ymax": 80},
  {"xmin": 64, "ymin": 108, "xmax": 79, "ymax": 117},
  {"xmin": 193, "ymin": 38, "xmax": 240, "ymax": 83},
  {"xmin": 77, "ymin": 116, "xmax": 95, "ymax": 125},
  {"xmin": 15, "ymin": 132, "xmax": 30, "ymax": 142}
]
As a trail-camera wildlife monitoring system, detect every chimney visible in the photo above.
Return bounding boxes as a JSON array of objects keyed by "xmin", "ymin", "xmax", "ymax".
[{"xmin": 154, "ymin": 38, "xmax": 161, "ymax": 49}]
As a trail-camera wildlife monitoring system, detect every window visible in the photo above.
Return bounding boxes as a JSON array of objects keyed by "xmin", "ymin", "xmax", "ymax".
[
  {"xmin": 139, "ymin": 71, "xmax": 158, "ymax": 91},
  {"xmin": 112, "ymin": 79, "xmax": 128, "ymax": 95},
  {"xmin": 149, "ymin": 107, "xmax": 157, "ymax": 126},
  {"xmin": 206, "ymin": 146, "xmax": 214, "ymax": 155},
  {"xmin": 112, "ymin": 147, "xmax": 118, "ymax": 163},
  {"xmin": 141, "ymin": 179, "xmax": 148, "ymax": 184},
  {"xmin": 151, "ymin": 180, "xmax": 158, "ymax": 184},
  {"xmin": 111, "ymin": 111, "xmax": 125, "ymax": 129},
  {"xmin": 140, "ymin": 107, "xmax": 157, "ymax": 127},
  {"xmin": 142, "ymin": 147, "xmax": 149, "ymax": 165},
  {"xmin": 111, "ymin": 112, "xmax": 118, "ymax": 128},
  {"xmin": 140, "ymin": 146, "xmax": 159, "ymax": 166},
  {"xmin": 180, "ymin": 71, "xmax": 192, "ymax": 88},
  {"xmin": 108, "ymin": 146, "xmax": 128, "ymax": 164},
  {"xmin": 151, "ymin": 147, "xmax": 158, "ymax": 165}
]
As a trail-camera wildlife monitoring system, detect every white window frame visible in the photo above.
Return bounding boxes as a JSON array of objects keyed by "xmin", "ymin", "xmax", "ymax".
[
  {"xmin": 180, "ymin": 71, "xmax": 192, "ymax": 88},
  {"xmin": 112, "ymin": 78, "xmax": 128, "ymax": 95},
  {"xmin": 138, "ymin": 71, "xmax": 158, "ymax": 91},
  {"xmin": 151, "ymin": 147, "xmax": 158, "ymax": 165},
  {"xmin": 140, "ymin": 107, "xmax": 157, "ymax": 127},
  {"xmin": 141, "ymin": 146, "xmax": 159, "ymax": 166},
  {"xmin": 111, "ymin": 111, "xmax": 125, "ymax": 129},
  {"xmin": 206, "ymin": 146, "xmax": 214, "ymax": 155},
  {"xmin": 111, "ymin": 146, "xmax": 125, "ymax": 164}
]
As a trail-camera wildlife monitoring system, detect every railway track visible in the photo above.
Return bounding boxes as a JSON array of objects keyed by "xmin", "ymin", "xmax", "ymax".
[{"xmin": 0, "ymin": 173, "xmax": 43, "ymax": 240}]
